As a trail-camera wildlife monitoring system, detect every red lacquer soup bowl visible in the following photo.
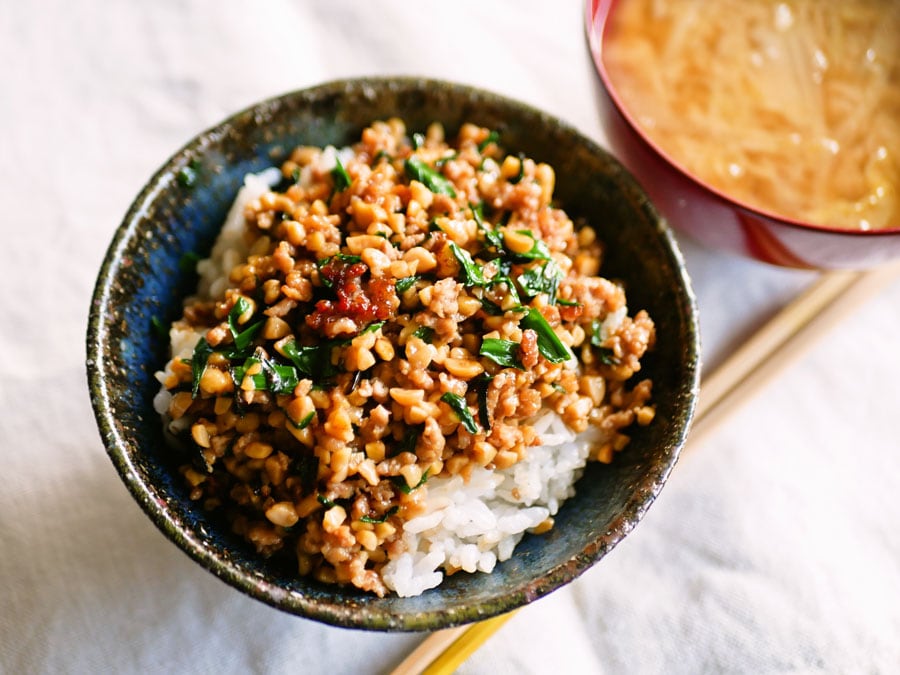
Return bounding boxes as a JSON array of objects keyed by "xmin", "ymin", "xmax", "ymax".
[{"xmin": 585, "ymin": 0, "xmax": 900, "ymax": 270}]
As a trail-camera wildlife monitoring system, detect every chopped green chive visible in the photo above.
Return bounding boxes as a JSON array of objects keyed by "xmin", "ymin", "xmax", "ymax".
[
  {"xmin": 434, "ymin": 152, "xmax": 457, "ymax": 167},
  {"xmin": 440, "ymin": 392, "xmax": 479, "ymax": 434},
  {"xmin": 360, "ymin": 506, "xmax": 399, "ymax": 524},
  {"xmin": 477, "ymin": 130, "xmax": 500, "ymax": 152},
  {"xmin": 479, "ymin": 338, "xmax": 524, "ymax": 370},
  {"xmin": 258, "ymin": 352, "xmax": 299, "ymax": 395},
  {"xmin": 517, "ymin": 260, "xmax": 563, "ymax": 303},
  {"xmin": 474, "ymin": 374, "xmax": 494, "ymax": 431},
  {"xmin": 281, "ymin": 339, "xmax": 339, "ymax": 380},
  {"xmin": 292, "ymin": 411, "xmax": 315, "ymax": 430},
  {"xmin": 360, "ymin": 321, "xmax": 385, "ymax": 335},
  {"xmin": 395, "ymin": 276, "xmax": 419, "ymax": 294},
  {"xmin": 392, "ymin": 469, "xmax": 430, "ymax": 494},
  {"xmin": 331, "ymin": 157, "xmax": 352, "ymax": 192},
  {"xmin": 190, "ymin": 337, "xmax": 213, "ymax": 398},
  {"xmin": 508, "ymin": 152, "xmax": 526, "ymax": 184},
  {"xmin": 226, "ymin": 297, "xmax": 264, "ymax": 357},
  {"xmin": 507, "ymin": 230, "xmax": 551, "ymax": 261},
  {"xmin": 412, "ymin": 326, "xmax": 435, "ymax": 343},
  {"xmin": 471, "ymin": 201, "xmax": 504, "ymax": 250},
  {"xmin": 520, "ymin": 307, "xmax": 574, "ymax": 364},
  {"xmin": 404, "ymin": 157, "xmax": 457, "ymax": 197},
  {"xmin": 590, "ymin": 319, "xmax": 621, "ymax": 365},
  {"xmin": 231, "ymin": 351, "xmax": 299, "ymax": 396},
  {"xmin": 448, "ymin": 242, "xmax": 488, "ymax": 286}
]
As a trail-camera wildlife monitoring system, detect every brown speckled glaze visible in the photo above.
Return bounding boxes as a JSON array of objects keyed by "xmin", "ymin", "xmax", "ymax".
[{"xmin": 86, "ymin": 77, "xmax": 700, "ymax": 631}]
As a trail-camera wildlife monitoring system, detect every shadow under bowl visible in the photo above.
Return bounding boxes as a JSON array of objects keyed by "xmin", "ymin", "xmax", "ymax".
[
  {"xmin": 87, "ymin": 76, "xmax": 700, "ymax": 631},
  {"xmin": 585, "ymin": 0, "xmax": 900, "ymax": 270}
]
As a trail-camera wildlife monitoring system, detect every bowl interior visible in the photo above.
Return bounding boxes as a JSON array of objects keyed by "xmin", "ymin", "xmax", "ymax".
[{"xmin": 87, "ymin": 77, "xmax": 700, "ymax": 631}]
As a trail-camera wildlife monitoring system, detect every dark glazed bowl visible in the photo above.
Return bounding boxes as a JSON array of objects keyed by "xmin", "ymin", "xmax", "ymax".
[
  {"xmin": 585, "ymin": 0, "xmax": 900, "ymax": 270},
  {"xmin": 87, "ymin": 77, "xmax": 700, "ymax": 631}
]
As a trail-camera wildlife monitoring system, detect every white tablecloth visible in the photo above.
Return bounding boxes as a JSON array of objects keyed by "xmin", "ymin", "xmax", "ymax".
[{"xmin": 3, "ymin": 1, "xmax": 899, "ymax": 673}]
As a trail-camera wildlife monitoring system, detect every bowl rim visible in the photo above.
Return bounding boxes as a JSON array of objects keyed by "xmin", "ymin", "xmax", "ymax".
[
  {"xmin": 584, "ymin": 0, "xmax": 900, "ymax": 238},
  {"xmin": 86, "ymin": 75, "xmax": 701, "ymax": 630}
]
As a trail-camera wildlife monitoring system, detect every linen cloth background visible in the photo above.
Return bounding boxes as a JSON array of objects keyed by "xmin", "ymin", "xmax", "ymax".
[{"xmin": 2, "ymin": 1, "xmax": 899, "ymax": 673}]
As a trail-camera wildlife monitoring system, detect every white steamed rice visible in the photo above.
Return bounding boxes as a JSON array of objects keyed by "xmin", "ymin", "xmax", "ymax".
[{"xmin": 382, "ymin": 410, "xmax": 597, "ymax": 597}]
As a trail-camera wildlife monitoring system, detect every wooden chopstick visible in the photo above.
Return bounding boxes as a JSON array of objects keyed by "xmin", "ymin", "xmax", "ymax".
[
  {"xmin": 689, "ymin": 264, "xmax": 900, "ymax": 448},
  {"xmin": 390, "ymin": 264, "xmax": 900, "ymax": 675}
]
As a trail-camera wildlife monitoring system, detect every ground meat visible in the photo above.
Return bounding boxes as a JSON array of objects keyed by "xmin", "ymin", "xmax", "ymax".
[{"xmin": 157, "ymin": 118, "xmax": 656, "ymax": 597}]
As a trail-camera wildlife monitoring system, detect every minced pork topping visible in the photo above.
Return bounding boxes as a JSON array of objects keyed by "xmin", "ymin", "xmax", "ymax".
[{"xmin": 155, "ymin": 119, "xmax": 655, "ymax": 596}]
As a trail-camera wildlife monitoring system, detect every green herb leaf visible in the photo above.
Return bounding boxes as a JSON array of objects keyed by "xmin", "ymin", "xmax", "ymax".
[
  {"xmin": 412, "ymin": 326, "xmax": 435, "ymax": 343},
  {"xmin": 448, "ymin": 242, "xmax": 488, "ymax": 286},
  {"xmin": 331, "ymin": 157, "xmax": 352, "ymax": 192},
  {"xmin": 235, "ymin": 370, "xmax": 267, "ymax": 390},
  {"xmin": 471, "ymin": 201, "xmax": 504, "ymax": 250},
  {"xmin": 392, "ymin": 469, "xmax": 430, "ymax": 494},
  {"xmin": 488, "ymin": 275, "xmax": 522, "ymax": 306},
  {"xmin": 231, "ymin": 351, "xmax": 299, "ymax": 395},
  {"xmin": 508, "ymin": 152, "xmax": 526, "ymax": 184},
  {"xmin": 479, "ymin": 296, "xmax": 505, "ymax": 316},
  {"xmin": 360, "ymin": 321, "xmax": 385, "ymax": 335},
  {"xmin": 282, "ymin": 339, "xmax": 339, "ymax": 381},
  {"xmin": 227, "ymin": 297, "xmax": 264, "ymax": 355},
  {"xmin": 412, "ymin": 132, "xmax": 425, "ymax": 149},
  {"xmin": 597, "ymin": 347, "xmax": 620, "ymax": 365},
  {"xmin": 395, "ymin": 276, "xmax": 418, "ymax": 294},
  {"xmin": 259, "ymin": 352, "xmax": 299, "ymax": 395},
  {"xmin": 404, "ymin": 157, "xmax": 457, "ymax": 197},
  {"xmin": 477, "ymin": 130, "xmax": 500, "ymax": 152},
  {"xmin": 520, "ymin": 307, "xmax": 574, "ymax": 364},
  {"xmin": 589, "ymin": 319, "xmax": 621, "ymax": 364},
  {"xmin": 556, "ymin": 298, "xmax": 581, "ymax": 307},
  {"xmin": 360, "ymin": 506, "xmax": 399, "ymax": 524},
  {"xmin": 474, "ymin": 374, "xmax": 494, "ymax": 431},
  {"xmin": 190, "ymin": 337, "xmax": 213, "ymax": 398},
  {"xmin": 507, "ymin": 230, "xmax": 551, "ymax": 261},
  {"xmin": 478, "ymin": 292, "xmax": 527, "ymax": 316},
  {"xmin": 291, "ymin": 411, "xmax": 315, "ymax": 430},
  {"xmin": 319, "ymin": 253, "xmax": 362, "ymax": 268},
  {"xmin": 317, "ymin": 494, "xmax": 335, "ymax": 508},
  {"xmin": 434, "ymin": 152, "xmax": 457, "ymax": 167},
  {"xmin": 394, "ymin": 425, "xmax": 421, "ymax": 458},
  {"xmin": 479, "ymin": 338, "xmax": 524, "ymax": 369},
  {"xmin": 517, "ymin": 260, "xmax": 563, "ymax": 304},
  {"xmin": 440, "ymin": 392, "xmax": 479, "ymax": 434}
]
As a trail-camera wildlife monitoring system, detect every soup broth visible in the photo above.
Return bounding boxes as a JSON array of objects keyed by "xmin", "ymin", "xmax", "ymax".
[{"xmin": 604, "ymin": 0, "xmax": 900, "ymax": 230}]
